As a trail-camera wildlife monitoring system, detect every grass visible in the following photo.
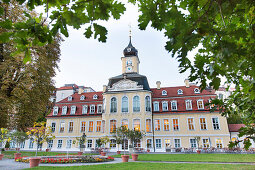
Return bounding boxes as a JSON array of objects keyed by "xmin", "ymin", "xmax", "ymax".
[
  {"xmin": 27, "ymin": 162, "xmax": 255, "ymax": 170},
  {"xmin": 1, "ymin": 151, "xmax": 97, "ymax": 159},
  {"xmin": 113, "ymin": 154, "xmax": 255, "ymax": 163}
]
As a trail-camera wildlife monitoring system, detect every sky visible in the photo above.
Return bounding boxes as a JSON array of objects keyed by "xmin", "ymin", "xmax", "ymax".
[{"xmin": 51, "ymin": 2, "xmax": 191, "ymax": 91}]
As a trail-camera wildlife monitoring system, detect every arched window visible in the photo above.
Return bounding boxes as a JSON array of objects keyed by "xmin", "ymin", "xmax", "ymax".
[
  {"xmin": 80, "ymin": 95, "xmax": 85, "ymax": 100},
  {"xmin": 93, "ymin": 94, "xmax": 98, "ymax": 99},
  {"xmin": 145, "ymin": 96, "xmax": 151, "ymax": 111},
  {"xmin": 194, "ymin": 88, "xmax": 200, "ymax": 94},
  {"xmin": 110, "ymin": 97, "xmax": 117, "ymax": 113},
  {"xmin": 133, "ymin": 96, "xmax": 140, "ymax": 112},
  {"xmin": 122, "ymin": 96, "xmax": 128, "ymax": 112},
  {"xmin": 177, "ymin": 89, "xmax": 183, "ymax": 95},
  {"xmin": 162, "ymin": 90, "xmax": 167, "ymax": 96}
]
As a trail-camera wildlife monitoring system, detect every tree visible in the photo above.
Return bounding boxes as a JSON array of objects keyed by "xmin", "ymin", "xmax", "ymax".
[
  {"xmin": 100, "ymin": 136, "xmax": 110, "ymax": 151},
  {"xmin": 26, "ymin": 122, "xmax": 55, "ymax": 156},
  {"xmin": 111, "ymin": 127, "xmax": 124, "ymax": 152},
  {"xmin": 0, "ymin": 1, "xmax": 61, "ymax": 130},
  {"xmin": 126, "ymin": 129, "xmax": 144, "ymax": 150},
  {"xmin": 10, "ymin": 130, "xmax": 28, "ymax": 153}
]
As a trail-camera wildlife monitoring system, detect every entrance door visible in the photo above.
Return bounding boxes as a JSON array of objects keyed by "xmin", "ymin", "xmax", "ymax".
[
  {"xmin": 122, "ymin": 139, "xmax": 128, "ymax": 150},
  {"xmin": 165, "ymin": 139, "xmax": 171, "ymax": 152}
]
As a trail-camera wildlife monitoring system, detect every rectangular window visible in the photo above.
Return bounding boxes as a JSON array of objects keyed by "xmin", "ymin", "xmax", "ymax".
[
  {"xmin": 81, "ymin": 121, "xmax": 86, "ymax": 132},
  {"xmin": 216, "ymin": 138, "xmax": 223, "ymax": 148},
  {"xmin": 187, "ymin": 118, "xmax": 194, "ymax": 130},
  {"xmin": 90, "ymin": 105, "xmax": 95, "ymax": 114},
  {"xmin": 48, "ymin": 140, "xmax": 53, "ymax": 148},
  {"xmin": 57, "ymin": 140, "xmax": 63, "ymax": 148},
  {"xmin": 171, "ymin": 101, "xmax": 177, "ymax": 110},
  {"xmin": 212, "ymin": 117, "xmax": 220, "ymax": 130},
  {"xmin": 165, "ymin": 139, "xmax": 171, "ymax": 148},
  {"xmin": 29, "ymin": 139, "xmax": 34, "ymax": 149},
  {"xmin": 202, "ymin": 138, "xmax": 210, "ymax": 148},
  {"xmin": 200, "ymin": 118, "xmax": 207, "ymax": 130},
  {"xmin": 197, "ymin": 100, "xmax": 204, "ymax": 109},
  {"xmin": 147, "ymin": 139, "xmax": 152, "ymax": 148},
  {"xmin": 62, "ymin": 106, "xmax": 67, "ymax": 115},
  {"xmin": 82, "ymin": 105, "xmax": 88, "ymax": 114},
  {"xmin": 133, "ymin": 119, "xmax": 140, "ymax": 131},
  {"xmin": 156, "ymin": 139, "xmax": 161, "ymax": 149},
  {"xmin": 96, "ymin": 121, "xmax": 101, "ymax": 132},
  {"xmin": 146, "ymin": 119, "xmax": 152, "ymax": 132},
  {"xmin": 70, "ymin": 106, "xmax": 76, "ymax": 114},
  {"xmin": 174, "ymin": 139, "xmax": 181, "ymax": 148},
  {"xmin": 110, "ymin": 139, "xmax": 116, "ymax": 148},
  {"xmin": 53, "ymin": 106, "xmax": 58, "ymax": 115},
  {"xmin": 134, "ymin": 139, "xmax": 141, "ymax": 148},
  {"xmin": 155, "ymin": 119, "xmax": 160, "ymax": 131},
  {"xmin": 122, "ymin": 119, "xmax": 128, "ymax": 129},
  {"xmin": 173, "ymin": 119, "xmax": 179, "ymax": 131},
  {"xmin": 185, "ymin": 100, "xmax": 192, "ymax": 110},
  {"xmin": 51, "ymin": 123, "xmax": 56, "ymax": 132},
  {"xmin": 190, "ymin": 139, "xmax": 197, "ymax": 148},
  {"xmin": 162, "ymin": 102, "xmax": 168, "ymax": 111},
  {"xmin": 97, "ymin": 105, "xmax": 102, "ymax": 113},
  {"xmin": 60, "ymin": 122, "xmax": 65, "ymax": 133},
  {"xmin": 87, "ymin": 139, "xmax": 92, "ymax": 148},
  {"xmin": 164, "ymin": 119, "xmax": 170, "ymax": 131},
  {"xmin": 69, "ymin": 122, "xmax": 74, "ymax": 133},
  {"xmin": 153, "ymin": 102, "xmax": 159, "ymax": 111},
  {"xmin": 110, "ymin": 120, "xmax": 117, "ymax": 133},
  {"xmin": 89, "ymin": 121, "xmax": 94, "ymax": 132},
  {"xmin": 66, "ymin": 139, "xmax": 72, "ymax": 149}
]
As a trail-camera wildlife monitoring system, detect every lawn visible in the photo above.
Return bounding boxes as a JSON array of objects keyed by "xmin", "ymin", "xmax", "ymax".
[
  {"xmin": 113, "ymin": 154, "xmax": 255, "ymax": 163},
  {"xmin": 28, "ymin": 162, "xmax": 255, "ymax": 170},
  {"xmin": 1, "ymin": 151, "xmax": 97, "ymax": 159}
]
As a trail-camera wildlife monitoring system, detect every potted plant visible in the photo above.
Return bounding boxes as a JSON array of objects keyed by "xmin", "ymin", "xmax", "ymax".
[
  {"xmin": 116, "ymin": 126, "xmax": 129, "ymax": 162},
  {"xmin": 10, "ymin": 130, "xmax": 28, "ymax": 159},
  {"xmin": 0, "ymin": 128, "xmax": 11, "ymax": 160},
  {"xmin": 195, "ymin": 136, "xmax": 201, "ymax": 154},
  {"xmin": 100, "ymin": 136, "xmax": 110, "ymax": 156},
  {"xmin": 126, "ymin": 129, "xmax": 144, "ymax": 161},
  {"xmin": 26, "ymin": 122, "xmax": 55, "ymax": 168}
]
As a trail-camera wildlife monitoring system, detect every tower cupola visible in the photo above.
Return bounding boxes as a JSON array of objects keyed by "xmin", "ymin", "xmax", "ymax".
[{"xmin": 123, "ymin": 36, "xmax": 138, "ymax": 57}]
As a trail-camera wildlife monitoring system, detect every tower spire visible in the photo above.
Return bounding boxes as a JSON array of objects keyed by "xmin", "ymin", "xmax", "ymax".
[{"xmin": 129, "ymin": 23, "xmax": 132, "ymax": 43}]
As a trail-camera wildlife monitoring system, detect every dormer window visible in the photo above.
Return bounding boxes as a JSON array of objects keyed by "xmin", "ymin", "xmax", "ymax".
[
  {"xmin": 93, "ymin": 94, "xmax": 98, "ymax": 99},
  {"xmin": 70, "ymin": 106, "xmax": 76, "ymax": 114},
  {"xmin": 177, "ymin": 89, "xmax": 183, "ymax": 95},
  {"xmin": 62, "ymin": 106, "xmax": 67, "ymax": 115},
  {"xmin": 80, "ymin": 95, "xmax": 85, "ymax": 100},
  {"xmin": 67, "ymin": 96, "xmax": 72, "ymax": 101},
  {"xmin": 194, "ymin": 88, "xmax": 200, "ymax": 94},
  {"xmin": 162, "ymin": 90, "xmax": 167, "ymax": 96},
  {"xmin": 53, "ymin": 106, "xmax": 59, "ymax": 115}
]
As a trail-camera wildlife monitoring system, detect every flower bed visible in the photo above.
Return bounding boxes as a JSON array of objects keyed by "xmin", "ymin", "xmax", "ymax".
[{"xmin": 15, "ymin": 155, "xmax": 114, "ymax": 164}]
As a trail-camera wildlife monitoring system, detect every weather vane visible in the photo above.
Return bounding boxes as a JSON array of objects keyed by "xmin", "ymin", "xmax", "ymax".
[{"xmin": 128, "ymin": 23, "xmax": 132, "ymax": 38}]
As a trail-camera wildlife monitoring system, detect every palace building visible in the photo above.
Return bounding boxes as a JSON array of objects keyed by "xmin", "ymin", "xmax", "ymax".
[{"xmin": 41, "ymin": 37, "xmax": 230, "ymax": 152}]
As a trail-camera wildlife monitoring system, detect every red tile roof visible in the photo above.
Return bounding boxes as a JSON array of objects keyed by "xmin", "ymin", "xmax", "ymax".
[
  {"xmin": 57, "ymin": 84, "xmax": 79, "ymax": 90},
  {"xmin": 57, "ymin": 91, "xmax": 103, "ymax": 103},
  {"xmin": 228, "ymin": 124, "xmax": 245, "ymax": 132}
]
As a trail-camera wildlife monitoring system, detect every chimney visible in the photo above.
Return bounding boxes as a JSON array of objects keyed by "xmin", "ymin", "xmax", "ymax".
[
  {"xmin": 156, "ymin": 81, "xmax": 161, "ymax": 90},
  {"xmin": 78, "ymin": 88, "xmax": 83, "ymax": 94},
  {"xmin": 103, "ymin": 85, "xmax": 107, "ymax": 92},
  {"xmin": 184, "ymin": 79, "xmax": 190, "ymax": 88}
]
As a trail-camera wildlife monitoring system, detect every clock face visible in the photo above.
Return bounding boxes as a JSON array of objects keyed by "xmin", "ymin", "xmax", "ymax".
[
  {"xmin": 126, "ymin": 66, "xmax": 133, "ymax": 72},
  {"xmin": 127, "ymin": 48, "xmax": 131, "ymax": 52},
  {"xmin": 127, "ymin": 60, "xmax": 132, "ymax": 66}
]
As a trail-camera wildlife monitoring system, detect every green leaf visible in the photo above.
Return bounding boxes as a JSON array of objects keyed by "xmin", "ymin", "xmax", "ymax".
[
  {"xmin": 84, "ymin": 26, "xmax": 93, "ymax": 38},
  {"xmin": 93, "ymin": 23, "xmax": 107, "ymax": 42},
  {"xmin": 23, "ymin": 48, "xmax": 31, "ymax": 64}
]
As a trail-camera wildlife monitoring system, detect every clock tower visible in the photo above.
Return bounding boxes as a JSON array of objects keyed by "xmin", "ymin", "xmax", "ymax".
[{"xmin": 121, "ymin": 36, "xmax": 140, "ymax": 74}]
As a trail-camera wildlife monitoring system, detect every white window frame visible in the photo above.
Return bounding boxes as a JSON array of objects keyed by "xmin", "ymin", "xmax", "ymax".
[
  {"xmin": 202, "ymin": 138, "xmax": 210, "ymax": 148},
  {"xmin": 212, "ymin": 117, "xmax": 220, "ymax": 130},
  {"xmin": 90, "ymin": 105, "xmax": 95, "ymax": 114},
  {"xmin": 189, "ymin": 138, "xmax": 197, "ymax": 148},
  {"xmin": 121, "ymin": 119, "xmax": 129, "ymax": 129},
  {"xmin": 62, "ymin": 106, "xmax": 67, "ymax": 115},
  {"xmin": 174, "ymin": 138, "xmax": 181, "ymax": 148},
  {"xmin": 80, "ymin": 95, "xmax": 85, "ymax": 100},
  {"xmin": 88, "ymin": 121, "xmax": 94, "ymax": 132},
  {"xmin": 199, "ymin": 117, "xmax": 207, "ymax": 130},
  {"xmin": 110, "ymin": 97, "xmax": 117, "ymax": 113},
  {"xmin": 197, "ymin": 99, "xmax": 204, "ymax": 110},
  {"xmin": 70, "ymin": 106, "xmax": 76, "ymax": 115},
  {"xmin": 215, "ymin": 138, "xmax": 223, "ymax": 148},
  {"xmin": 194, "ymin": 88, "xmax": 200, "ymax": 94},
  {"xmin": 146, "ymin": 138, "xmax": 153, "ymax": 148},
  {"xmin": 51, "ymin": 122, "xmax": 56, "ymax": 133},
  {"xmin": 164, "ymin": 138, "xmax": 171, "ymax": 148},
  {"xmin": 93, "ymin": 94, "xmax": 98, "ymax": 99},
  {"xmin": 59, "ymin": 121, "xmax": 65, "ymax": 133},
  {"xmin": 80, "ymin": 121, "xmax": 86, "ymax": 132},
  {"xmin": 133, "ymin": 95, "xmax": 140, "ymax": 112},
  {"xmin": 110, "ymin": 139, "xmax": 116, "ymax": 148},
  {"xmin": 171, "ymin": 100, "xmax": 177, "ymax": 111},
  {"xmin": 162, "ymin": 101, "xmax": 168, "ymax": 111},
  {"xmin": 68, "ymin": 121, "xmax": 74, "ymax": 133},
  {"xmin": 87, "ymin": 139, "xmax": 93, "ymax": 148},
  {"xmin": 145, "ymin": 119, "xmax": 152, "ymax": 133},
  {"xmin": 53, "ymin": 106, "xmax": 59, "ymax": 115},
  {"xmin": 67, "ymin": 96, "xmax": 72, "ymax": 101},
  {"xmin": 29, "ymin": 138, "xmax": 34, "ymax": 149},
  {"xmin": 97, "ymin": 104, "xmax": 102, "ymax": 113},
  {"xmin": 133, "ymin": 119, "xmax": 141, "ymax": 131},
  {"xmin": 162, "ymin": 90, "xmax": 167, "ymax": 96},
  {"xmin": 154, "ymin": 119, "xmax": 161, "ymax": 131},
  {"xmin": 57, "ymin": 139, "xmax": 63, "ymax": 148},
  {"xmin": 48, "ymin": 140, "xmax": 53, "ymax": 148},
  {"xmin": 177, "ymin": 89, "xmax": 183, "ymax": 95},
  {"xmin": 66, "ymin": 139, "xmax": 72, "ymax": 149},
  {"xmin": 109, "ymin": 119, "xmax": 117, "ymax": 133},
  {"xmin": 121, "ymin": 96, "xmax": 129, "ymax": 113},
  {"xmin": 187, "ymin": 117, "xmax": 195, "ymax": 131},
  {"xmin": 155, "ymin": 139, "xmax": 162, "ymax": 149},
  {"xmin": 82, "ymin": 105, "xmax": 88, "ymax": 114},
  {"xmin": 185, "ymin": 100, "xmax": 192, "ymax": 110},
  {"xmin": 163, "ymin": 119, "xmax": 170, "ymax": 131},
  {"xmin": 96, "ymin": 121, "xmax": 102, "ymax": 132},
  {"xmin": 172, "ymin": 118, "xmax": 179, "ymax": 131},
  {"xmin": 145, "ymin": 96, "xmax": 151, "ymax": 112},
  {"xmin": 153, "ymin": 101, "xmax": 159, "ymax": 111}
]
